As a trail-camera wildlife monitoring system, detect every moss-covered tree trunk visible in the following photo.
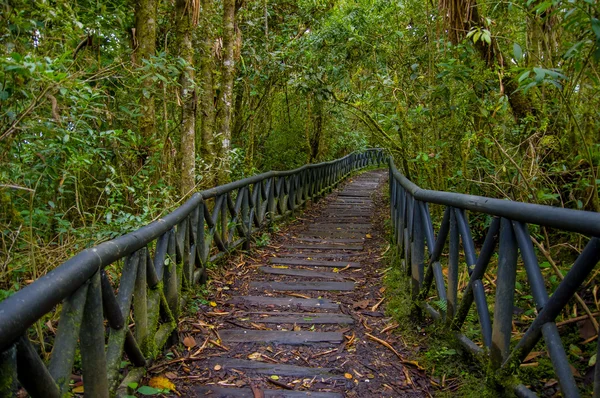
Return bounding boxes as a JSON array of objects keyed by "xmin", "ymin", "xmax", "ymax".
[
  {"xmin": 200, "ymin": 0, "xmax": 216, "ymax": 172},
  {"xmin": 216, "ymin": 0, "xmax": 236, "ymax": 184},
  {"xmin": 176, "ymin": 0, "xmax": 196, "ymax": 196},
  {"xmin": 134, "ymin": 0, "xmax": 157, "ymax": 151}
]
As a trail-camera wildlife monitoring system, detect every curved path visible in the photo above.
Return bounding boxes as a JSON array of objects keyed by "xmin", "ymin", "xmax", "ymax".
[{"xmin": 161, "ymin": 170, "xmax": 431, "ymax": 397}]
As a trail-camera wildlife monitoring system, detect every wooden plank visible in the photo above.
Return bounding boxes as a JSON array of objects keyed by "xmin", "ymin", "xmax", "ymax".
[
  {"xmin": 192, "ymin": 386, "xmax": 344, "ymax": 398},
  {"xmin": 206, "ymin": 358, "xmax": 342, "ymax": 378},
  {"xmin": 259, "ymin": 266, "xmax": 344, "ymax": 280},
  {"xmin": 270, "ymin": 258, "xmax": 361, "ymax": 268},
  {"xmin": 298, "ymin": 232, "xmax": 364, "ymax": 239},
  {"xmin": 307, "ymin": 224, "xmax": 371, "ymax": 229},
  {"xmin": 285, "ymin": 244, "xmax": 363, "ymax": 250},
  {"xmin": 274, "ymin": 252, "xmax": 357, "ymax": 259},
  {"xmin": 250, "ymin": 281, "xmax": 355, "ymax": 291},
  {"xmin": 253, "ymin": 313, "xmax": 354, "ymax": 324},
  {"xmin": 295, "ymin": 237, "xmax": 364, "ymax": 243},
  {"xmin": 219, "ymin": 330, "xmax": 344, "ymax": 345},
  {"xmin": 229, "ymin": 296, "xmax": 339, "ymax": 310}
]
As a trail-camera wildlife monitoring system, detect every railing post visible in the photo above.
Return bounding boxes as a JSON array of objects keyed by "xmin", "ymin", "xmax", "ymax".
[
  {"xmin": 16, "ymin": 335, "xmax": 60, "ymax": 398},
  {"xmin": 48, "ymin": 281, "xmax": 88, "ymax": 394},
  {"xmin": 411, "ymin": 200, "xmax": 425, "ymax": 300},
  {"xmin": 490, "ymin": 218, "xmax": 518, "ymax": 369},
  {"xmin": 243, "ymin": 187, "xmax": 251, "ymax": 250},
  {"xmin": 79, "ymin": 270, "xmax": 109, "ymax": 397},
  {"xmin": 446, "ymin": 208, "xmax": 459, "ymax": 322}
]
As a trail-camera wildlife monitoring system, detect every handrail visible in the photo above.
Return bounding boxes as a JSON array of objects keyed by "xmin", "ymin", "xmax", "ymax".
[
  {"xmin": 0, "ymin": 149, "xmax": 386, "ymax": 396},
  {"xmin": 388, "ymin": 157, "xmax": 600, "ymax": 397}
]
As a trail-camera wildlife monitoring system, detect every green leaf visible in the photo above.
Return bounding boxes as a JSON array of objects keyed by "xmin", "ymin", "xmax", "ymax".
[
  {"xmin": 592, "ymin": 18, "xmax": 600, "ymax": 40},
  {"xmin": 137, "ymin": 386, "xmax": 162, "ymax": 395},
  {"xmin": 569, "ymin": 344, "xmax": 582, "ymax": 356},
  {"xmin": 590, "ymin": 354, "xmax": 597, "ymax": 367},
  {"xmin": 127, "ymin": 382, "xmax": 138, "ymax": 390},
  {"xmin": 513, "ymin": 43, "xmax": 523, "ymax": 62},
  {"xmin": 518, "ymin": 70, "xmax": 530, "ymax": 83},
  {"xmin": 533, "ymin": 67, "xmax": 546, "ymax": 83}
]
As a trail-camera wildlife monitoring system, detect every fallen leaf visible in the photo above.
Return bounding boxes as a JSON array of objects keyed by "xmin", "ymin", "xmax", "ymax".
[
  {"xmin": 72, "ymin": 386, "xmax": 84, "ymax": 394},
  {"xmin": 149, "ymin": 376, "xmax": 176, "ymax": 392},
  {"xmin": 353, "ymin": 299, "xmax": 370, "ymax": 310},
  {"xmin": 214, "ymin": 364, "xmax": 222, "ymax": 371},
  {"xmin": 344, "ymin": 373, "xmax": 353, "ymax": 379},
  {"xmin": 183, "ymin": 336, "xmax": 196, "ymax": 348},
  {"xmin": 524, "ymin": 351, "xmax": 543, "ymax": 362},
  {"xmin": 366, "ymin": 234, "xmax": 372, "ymax": 239},
  {"xmin": 270, "ymin": 375, "xmax": 280, "ymax": 381},
  {"xmin": 248, "ymin": 352, "xmax": 263, "ymax": 360},
  {"xmin": 209, "ymin": 301, "xmax": 217, "ymax": 307}
]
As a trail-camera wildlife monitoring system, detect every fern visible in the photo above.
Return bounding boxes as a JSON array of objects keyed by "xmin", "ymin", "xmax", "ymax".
[{"xmin": 432, "ymin": 298, "xmax": 448, "ymax": 312}]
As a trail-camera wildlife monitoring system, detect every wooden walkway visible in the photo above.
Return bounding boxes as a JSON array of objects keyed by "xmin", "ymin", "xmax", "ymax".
[{"xmin": 171, "ymin": 170, "xmax": 428, "ymax": 397}]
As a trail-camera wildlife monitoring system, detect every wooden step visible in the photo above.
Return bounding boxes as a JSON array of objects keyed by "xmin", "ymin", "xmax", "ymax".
[
  {"xmin": 286, "ymin": 244, "xmax": 363, "ymax": 251},
  {"xmin": 252, "ymin": 313, "xmax": 354, "ymax": 324},
  {"xmin": 269, "ymin": 258, "xmax": 361, "ymax": 268},
  {"xmin": 229, "ymin": 296, "xmax": 339, "ymax": 310},
  {"xmin": 296, "ymin": 232, "xmax": 364, "ymax": 239},
  {"xmin": 250, "ymin": 281, "xmax": 355, "ymax": 291},
  {"xmin": 192, "ymin": 386, "xmax": 343, "ymax": 398},
  {"xmin": 206, "ymin": 357, "xmax": 342, "ymax": 378},
  {"xmin": 295, "ymin": 237, "xmax": 365, "ymax": 244},
  {"xmin": 259, "ymin": 266, "xmax": 345, "ymax": 280},
  {"xmin": 274, "ymin": 252, "xmax": 357, "ymax": 258},
  {"xmin": 219, "ymin": 330, "xmax": 345, "ymax": 345}
]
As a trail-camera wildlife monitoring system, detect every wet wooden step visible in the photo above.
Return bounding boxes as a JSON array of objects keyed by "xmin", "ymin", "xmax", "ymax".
[
  {"xmin": 259, "ymin": 266, "xmax": 345, "ymax": 280},
  {"xmin": 295, "ymin": 237, "xmax": 365, "ymax": 244},
  {"xmin": 286, "ymin": 244, "xmax": 363, "ymax": 251},
  {"xmin": 250, "ymin": 281, "xmax": 355, "ymax": 291},
  {"xmin": 274, "ymin": 252, "xmax": 357, "ymax": 259},
  {"xmin": 192, "ymin": 386, "xmax": 344, "ymax": 398},
  {"xmin": 229, "ymin": 296, "xmax": 339, "ymax": 310},
  {"xmin": 269, "ymin": 258, "xmax": 361, "ymax": 268},
  {"xmin": 219, "ymin": 330, "xmax": 345, "ymax": 345},
  {"xmin": 206, "ymin": 357, "xmax": 342, "ymax": 378},
  {"xmin": 253, "ymin": 313, "xmax": 354, "ymax": 324}
]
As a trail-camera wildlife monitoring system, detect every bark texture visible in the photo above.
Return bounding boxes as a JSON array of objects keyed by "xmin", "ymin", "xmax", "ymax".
[{"xmin": 177, "ymin": 0, "xmax": 196, "ymax": 196}]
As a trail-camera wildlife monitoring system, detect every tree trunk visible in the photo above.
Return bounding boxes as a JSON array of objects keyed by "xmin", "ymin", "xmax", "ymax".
[
  {"xmin": 200, "ymin": 0, "xmax": 215, "ymax": 171},
  {"xmin": 309, "ymin": 99, "xmax": 323, "ymax": 162},
  {"xmin": 439, "ymin": 0, "xmax": 534, "ymax": 120},
  {"xmin": 216, "ymin": 0, "xmax": 236, "ymax": 184},
  {"xmin": 134, "ymin": 0, "xmax": 157, "ymax": 151},
  {"xmin": 176, "ymin": 0, "xmax": 196, "ymax": 196}
]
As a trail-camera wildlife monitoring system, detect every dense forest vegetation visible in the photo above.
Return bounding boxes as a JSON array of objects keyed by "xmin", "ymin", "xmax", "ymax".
[{"xmin": 1, "ymin": 0, "xmax": 600, "ymax": 302}]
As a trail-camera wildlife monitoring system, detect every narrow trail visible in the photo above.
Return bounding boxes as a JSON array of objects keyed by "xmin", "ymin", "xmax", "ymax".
[{"xmin": 161, "ymin": 170, "xmax": 432, "ymax": 397}]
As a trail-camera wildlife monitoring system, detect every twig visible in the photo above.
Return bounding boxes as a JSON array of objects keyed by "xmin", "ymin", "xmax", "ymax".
[
  {"xmin": 371, "ymin": 297, "xmax": 385, "ymax": 311},
  {"xmin": 366, "ymin": 333, "xmax": 421, "ymax": 369},
  {"xmin": 265, "ymin": 377, "xmax": 294, "ymax": 390},
  {"xmin": 531, "ymin": 236, "xmax": 599, "ymax": 333},
  {"xmin": 556, "ymin": 312, "xmax": 600, "ymax": 327}
]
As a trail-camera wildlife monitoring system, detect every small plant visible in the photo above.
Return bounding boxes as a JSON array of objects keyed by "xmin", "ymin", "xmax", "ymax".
[
  {"xmin": 125, "ymin": 382, "xmax": 171, "ymax": 397},
  {"xmin": 255, "ymin": 232, "xmax": 270, "ymax": 247}
]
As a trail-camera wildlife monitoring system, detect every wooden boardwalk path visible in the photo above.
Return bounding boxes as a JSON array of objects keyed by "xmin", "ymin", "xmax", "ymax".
[{"xmin": 164, "ymin": 170, "xmax": 430, "ymax": 397}]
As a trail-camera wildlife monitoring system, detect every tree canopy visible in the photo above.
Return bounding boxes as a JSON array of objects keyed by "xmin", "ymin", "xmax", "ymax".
[{"xmin": 2, "ymin": 0, "xmax": 600, "ymax": 309}]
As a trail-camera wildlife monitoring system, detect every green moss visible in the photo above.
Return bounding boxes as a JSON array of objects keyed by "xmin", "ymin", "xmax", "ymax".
[{"xmin": 0, "ymin": 347, "xmax": 16, "ymax": 396}]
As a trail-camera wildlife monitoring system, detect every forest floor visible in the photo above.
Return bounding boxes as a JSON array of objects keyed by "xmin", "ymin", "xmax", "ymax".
[{"xmin": 145, "ymin": 169, "xmax": 433, "ymax": 397}]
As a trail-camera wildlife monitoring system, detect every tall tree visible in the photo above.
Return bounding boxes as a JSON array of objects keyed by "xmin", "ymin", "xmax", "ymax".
[
  {"xmin": 199, "ymin": 0, "xmax": 216, "ymax": 172},
  {"xmin": 134, "ymin": 0, "xmax": 158, "ymax": 148},
  {"xmin": 176, "ymin": 0, "xmax": 197, "ymax": 195},
  {"xmin": 216, "ymin": 0, "xmax": 236, "ymax": 183}
]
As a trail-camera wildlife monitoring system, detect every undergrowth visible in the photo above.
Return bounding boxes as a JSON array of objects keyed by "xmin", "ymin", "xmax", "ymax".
[{"xmin": 383, "ymin": 247, "xmax": 514, "ymax": 397}]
